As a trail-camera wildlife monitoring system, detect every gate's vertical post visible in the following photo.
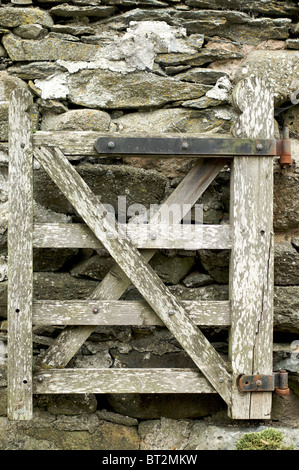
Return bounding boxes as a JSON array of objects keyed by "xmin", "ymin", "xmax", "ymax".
[
  {"xmin": 229, "ymin": 76, "xmax": 274, "ymax": 419},
  {"xmin": 7, "ymin": 89, "xmax": 34, "ymax": 420}
]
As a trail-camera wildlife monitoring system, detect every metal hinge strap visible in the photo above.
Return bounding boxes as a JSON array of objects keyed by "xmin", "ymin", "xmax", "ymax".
[{"xmin": 238, "ymin": 371, "xmax": 290, "ymax": 396}]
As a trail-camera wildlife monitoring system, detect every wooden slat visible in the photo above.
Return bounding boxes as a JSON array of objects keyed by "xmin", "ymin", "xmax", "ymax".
[
  {"xmin": 229, "ymin": 76, "xmax": 274, "ymax": 419},
  {"xmin": 32, "ymin": 299, "xmax": 231, "ymax": 326},
  {"xmin": 7, "ymin": 89, "xmax": 33, "ymax": 421},
  {"xmin": 33, "ymin": 223, "xmax": 232, "ymax": 250},
  {"xmin": 33, "ymin": 131, "xmax": 278, "ymax": 158},
  {"xmin": 34, "ymin": 145, "xmax": 232, "ymax": 405},
  {"xmin": 36, "ymin": 159, "xmax": 225, "ymax": 371},
  {"xmin": 33, "ymin": 368, "xmax": 217, "ymax": 394}
]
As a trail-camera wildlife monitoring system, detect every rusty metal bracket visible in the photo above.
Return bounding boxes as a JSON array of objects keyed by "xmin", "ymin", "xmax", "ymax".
[
  {"xmin": 278, "ymin": 127, "xmax": 293, "ymax": 167},
  {"xmin": 238, "ymin": 371, "xmax": 290, "ymax": 396},
  {"xmin": 94, "ymin": 135, "xmax": 292, "ymax": 160}
]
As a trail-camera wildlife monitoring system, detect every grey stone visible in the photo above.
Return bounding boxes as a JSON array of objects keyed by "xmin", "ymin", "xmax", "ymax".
[
  {"xmin": 122, "ymin": 155, "xmax": 197, "ymax": 179},
  {"xmin": 197, "ymin": 250, "xmax": 230, "ymax": 284},
  {"xmin": 0, "ymin": 103, "xmax": 9, "ymax": 143},
  {"xmin": 283, "ymin": 105, "xmax": 299, "ymax": 138},
  {"xmin": 292, "ymin": 237, "xmax": 299, "ymax": 251},
  {"xmin": 139, "ymin": 417, "xmax": 192, "ymax": 449},
  {"xmin": 185, "ymin": 0, "xmax": 298, "ymax": 17},
  {"xmin": 0, "ymin": 412, "xmax": 139, "ymax": 450},
  {"xmin": 168, "ymin": 283, "xmax": 229, "ymax": 301},
  {"xmin": 149, "ymin": 253, "xmax": 194, "ymax": 284},
  {"xmin": 33, "ymin": 248, "xmax": 78, "ymax": 272},
  {"xmin": 235, "ymin": 51, "xmax": 299, "ymax": 106},
  {"xmin": 109, "ymin": 395, "xmax": 225, "ymax": 420},
  {"xmin": 156, "ymin": 49, "xmax": 243, "ymax": 67},
  {"xmin": 36, "ymin": 99, "xmax": 68, "ymax": 115},
  {"xmin": 100, "ymin": 0, "xmax": 169, "ymax": 5},
  {"xmin": 73, "ymin": 348, "xmax": 113, "ymax": 368},
  {"xmin": 0, "ymin": 273, "xmax": 99, "ymax": 315},
  {"xmin": 182, "ymin": 272, "xmax": 214, "ymax": 288},
  {"xmin": 274, "ymin": 169, "xmax": 299, "ymax": 231},
  {"xmin": 34, "ymin": 163, "xmax": 167, "ymax": 215},
  {"xmin": 67, "ymin": 70, "xmax": 211, "ymax": 109},
  {"xmin": 41, "ymin": 109, "xmax": 111, "ymax": 132},
  {"xmin": 175, "ymin": 68, "xmax": 228, "ymax": 84},
  {"xmin": 53, "ymin": 413, "xmax": 100, "ymax": 433},
  {"xmin": 0, "ymin": 45, "xmax": 7, "ymax": 59},
  {"xmin": 286, "ymin": 39, "xmax": 299, "ymax": 50},
  {"xmin": 0, "ymin": 71, "xmax": 28, "ymax": 99},
  {"xmin": 274, "ymin": 286, "xmax": 299, "ymax": 333},
  {"xmin": 273, "ymin": 343, "xmax": 299, "ymax": 374},
  {"xmin": 7, "ymin": 62, "xmax": 68, "ymax": 80},
  {"xmin": 274, "ymin": 241, "xmax": 299, "ymax": 285},
  {"xmin": 289, "ymin": 375, "xmax": 299, "ymax": 396},
  {"xmin": 47, "ymin": 32, "xmax": 81, "ymax": 42},
  {"xmin": 47, "ymin": 394, "xmax": 98, "ymax": 416},
  {"xmin": 0, "ymin": 388, "xmax": 7, "ymax": 417},
  {"xmin": 185, "ymin": 422, "xmax": 299, "ymax": 450},
  {"xmin": 50, "ymin": 24, "xmax": 96, "ymax": 36},
  {"xmin": 70, "ymin": 255, "xmax": 115, "ymax": 281},
  {"xmin": 115, "ymin": 107, "xmax": 235, "ymax": 135},
  {"xmin": 181, "ymin": 95, "xmax": 227, "ymax": 109},
  {"xmin": 2, "ymin": 34, "xmax": 106, "ymax": 62},
  {"xmin": 49, "ymin": 4, "xmax": 116, "ymax": 18},
  {"xmin": 102, "ymin": 9, "xmax": 290, "ymax": 43},
  {"xmin": 0, "ymin": 7, "xmax": 54, "ymax": 28},
  {"xmin": 12, "ymin": 24, "xmax": 47, "ymax": 39},
  {"xmin": 96, "ymin": 410, "xmax": 138, "ymax": 427}
]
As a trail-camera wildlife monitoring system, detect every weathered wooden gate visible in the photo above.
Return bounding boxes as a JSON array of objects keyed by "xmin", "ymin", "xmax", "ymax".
[{"xmin": 7, "ymin": 76, "xmax": 289, "ymax": 421}]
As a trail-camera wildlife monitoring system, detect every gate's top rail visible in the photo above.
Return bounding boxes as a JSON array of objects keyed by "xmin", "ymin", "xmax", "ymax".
[{"xmin": 32, "ymin": 131, "xmax": 291, "ymax": 163}]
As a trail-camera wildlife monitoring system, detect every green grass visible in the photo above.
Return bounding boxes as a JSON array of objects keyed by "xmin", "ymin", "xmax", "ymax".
[{"xmin": 235, "ymin": 428, "xmax": 295, "ymax": 450}]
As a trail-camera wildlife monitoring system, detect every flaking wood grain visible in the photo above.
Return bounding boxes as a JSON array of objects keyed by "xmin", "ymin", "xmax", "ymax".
[
  {"xmin": 7, "ymin": 89, "xmax": 33, "ymax": 421},
  {"xmin": 33, "ymin": 368, "xmax": 216, "ymax": 394},
  {"xmin": 34, "ymin": 146, "xmax": 232, "ymax": 404},
  {"xmin": 36, "ymin": 158, "xmax": 226, "ymax": 371},
  {"xmin": 32, "ymin": 223, "xmax": 232, "ymax": 250},
  {"xmin": 32, "ymin": 299, "xmax": 231, "ymax": 326},
  {"xmin": 229, "ymin": 76, "xmax": 274, "ymax": 419}
]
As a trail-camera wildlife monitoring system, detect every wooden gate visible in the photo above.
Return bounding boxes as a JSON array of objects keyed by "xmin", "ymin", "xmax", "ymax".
[{"xmin": 7, "ymin": 76, "xmax": 283, "ymax": 421}]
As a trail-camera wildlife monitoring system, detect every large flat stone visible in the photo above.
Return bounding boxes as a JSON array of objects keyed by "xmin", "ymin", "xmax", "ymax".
[
  {"xmin": 274, "ymin": 169, "xmax": 299, "ymax": 231},
  {"xmin": 274, "ymin": 286, "xmax": 299, "ymax": 333},
  {"xmin": 67, "ymin": 70, "xmax": 210, "ymax": 109},
  {"xmin": 7, "ymin": 62, "xmax": 68, "ymax": 80},
  {"xmin": 274, "ymin": 241, "xmax": 299, "ymax": 285},
  {"xmin": 2, "ymin": 34, "xmax": 105, "ymax": 61},
  {"xmin": 115, "ymin": 107, "xmax": 236, "ymax": 134},
  {"xmin": 235, "ymin": 51, "xmax": 299, "ymax": 106},
  {"xmin": 49, "ymin": 4, "xmax": 116, "ymax": 18},
  {"xmin": 41, "ymin": 109, "xmax": 111, "ymax": 132},
  {"xmin": 185, "ymin": 0, "xmax": 298, "ymax": 17},
  {"xmin": 0, "ymin": 412, "xmax": 139, "ymax": 450},
  {"xmin": 108, "ymin": 395, "xmax": 225, "ymax": 420},
  {"xmin": 33, "ymin": 163, "xmax": 167, "ymax": 215},
  {"xmin": 0, "ymin": 7, "xmax": 53, "ymax": 28},
  {"xmin": 102, "ymin": 9, "xmax": 291, "ymax": 44}
]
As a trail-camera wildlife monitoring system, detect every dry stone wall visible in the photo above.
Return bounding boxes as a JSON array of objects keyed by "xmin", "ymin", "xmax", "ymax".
[{"xmin": 0, "ymin": 0, "xmax": 299, "ymax": 450}]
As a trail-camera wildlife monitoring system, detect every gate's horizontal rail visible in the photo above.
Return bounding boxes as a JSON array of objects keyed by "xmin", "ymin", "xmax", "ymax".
[
  {"xmin": 32, "ymin": 132, "xmax": 282, "ymax": 158},
  {"xmin": 32, "ymin": 300, "xmax": 231, "ymax": 326},
  {"xmin": 33, "ymin": 223, "xmax": 232, "ymax": 250},
  {"xmin": 33, "ymin": 368, "xmax": 217, "ymax": 394}
]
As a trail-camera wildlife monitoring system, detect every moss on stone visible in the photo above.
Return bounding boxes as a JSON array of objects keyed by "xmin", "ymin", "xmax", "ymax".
[{"xmin": 235, "ymin": 428, "xmax": 294, "ymax": 450}]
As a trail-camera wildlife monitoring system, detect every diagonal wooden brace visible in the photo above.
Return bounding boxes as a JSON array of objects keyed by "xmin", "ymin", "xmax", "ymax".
[
  {"xmin": 34, "ymin": 145, "xmax": 232, "ymax": 405},
  {"xmin": 36, "ymin": 156, "xmax": 225, "ymax": 371}
]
